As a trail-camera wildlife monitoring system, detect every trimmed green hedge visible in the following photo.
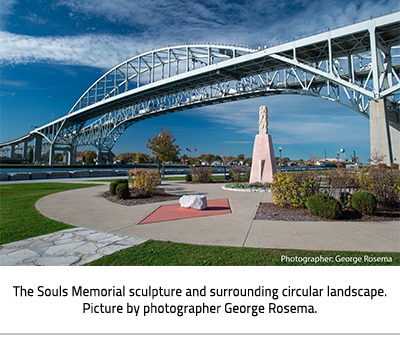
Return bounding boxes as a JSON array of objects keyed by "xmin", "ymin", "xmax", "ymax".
[
  {"xmin": 351, "ymin": 191, "xmax": 377, "ymax": 215},
  {"xmin": 110, "ymin": 179, "xmax": 129, "ymax": 195},
  {"xmin": 116, "ymin": 182, "xmax": 130, "ymax": 199},
  {"xmin": 307, "ymin": 194, "xmax": 343, "ymax": 220}
]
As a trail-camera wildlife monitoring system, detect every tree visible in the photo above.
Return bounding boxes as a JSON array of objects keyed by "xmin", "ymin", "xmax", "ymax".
[
  {"xmin": 117, "ymin": 152, "xmax": 136, "ymax": 164},
  {"xmin": 203, "ymin": 154, "xmax": 215, "ymax": 164},
  {"xmin": 368, "ymin": 150, "xmax": 386, "ymax": 165},
  {"xmin": 219, "ymin": 148, "xmax": 230, "ymax": 165},
  {"xmin": 237, "ymin": 154, "xmax": 245, "ymax": 163},
  {"xmin": 136, "ymin": 152, "xmax": 149, "ymax": 164},
  {"xmin": 54, "ymin": 153, "xmax": 63, "ymax": 163},
  {"xmin": 146, "ymin": 126, "xmax": 180, "ymax": 177},
  {"xmin": 83, "ymin": 150, "xmax": 97, "ymax": 164}
]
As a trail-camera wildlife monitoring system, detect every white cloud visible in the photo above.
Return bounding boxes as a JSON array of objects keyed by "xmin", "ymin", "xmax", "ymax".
[
  {"xmin": 21, "ymin": 12, "xmax": 48, "ymax": 25},
  {"xmin": 0, "ymin": 31, "xmax": 150, "ymax": 69},
  {"xmin": 54, "ymin": 0, "xmax": 400, "ymax": 45},
  {"xmin": 1, "ymin": 0, "xmax": 398, "ymax": 69},
  {"xmin": 195, "ymin": 94, "xmax": 369, "ymax": 147}
]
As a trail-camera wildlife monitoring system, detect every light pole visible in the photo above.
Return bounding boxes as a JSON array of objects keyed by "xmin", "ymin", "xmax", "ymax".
[{"xmin": 279, "ymin": 146, "xmax": 282, "ymax": 171}]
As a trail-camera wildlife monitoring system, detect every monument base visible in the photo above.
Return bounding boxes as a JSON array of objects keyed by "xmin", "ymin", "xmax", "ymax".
[{"xmin": 249, "ymin": 134, "xmax": 277, "ymax": 184}]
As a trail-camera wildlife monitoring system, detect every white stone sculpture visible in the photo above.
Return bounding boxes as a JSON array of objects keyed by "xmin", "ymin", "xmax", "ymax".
[
  {"xmin": 259, "ymin": 106, "xmax": 268, "ymax": 134},
  {"xmin": 179, "ymin": 195, "xmax": 207, "ymax": 210}
]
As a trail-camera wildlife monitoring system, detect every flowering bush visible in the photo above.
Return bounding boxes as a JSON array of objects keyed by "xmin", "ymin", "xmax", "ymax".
[
  {"xmin": 324, "ymin": 168, "xmax": 399, "ymax": 207},
  {"xmin": 272, "ymin": 168, "xmax": 399, "ymax": 209},
  {"xmin": 271, "ymin": 172, "xmax": 321, "ymax": 208},
  {"xmin": 360, "ymin": 168, "xmax": 400, "ymax": 207},
  {"xmin": 127, "ymin": 169, "xmax": 161, "ymax": 196}
]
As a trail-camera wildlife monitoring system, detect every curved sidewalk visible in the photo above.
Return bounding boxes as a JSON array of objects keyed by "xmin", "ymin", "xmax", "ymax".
[{"xmin": 35, "ymin": 182, "xmax": 399, "ymax": 252}]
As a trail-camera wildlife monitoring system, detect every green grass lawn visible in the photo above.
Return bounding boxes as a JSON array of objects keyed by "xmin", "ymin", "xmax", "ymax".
[
  {"xmin": 87, "ymin": 240, "xmax": 400, "ymax": 266},
  {"xmin": 0, "ymin": 182, "xmax": 99, "ymax": 244},
  {"xmin": 1, "ymin": 181, "xmax": 399, "ymax": 266}
]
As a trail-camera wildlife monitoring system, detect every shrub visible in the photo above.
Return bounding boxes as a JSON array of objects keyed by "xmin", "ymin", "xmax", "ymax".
[
  {"xmin": 271, "ymin": 172, "xmax": 321, "ymax": 208},
  {"xmin": 225, "ymin": 182, "xmax": 270, "ymax": 190},
  {"xmin": 229, "ymin": 166, "xmax": 251, "ymax": 182},
  {"xmin": 127, "ymin": 169, "xmax": 161, "ymax": 196},
  {"xmin": 109, "ymin": 182, "xmax": 118, "ymax": 195},
  {"xmin": 324, "ymin": 168, "xmax": 399, "ymax": 208},
  {"xmin": 337, "ymin": 162, "xmax": 345, "ymax": 168},
  {"xmin": 307, "ymin": 194, "xmax": 343, "ymax": 219},
  {"xmin": 378, "ymin": 163, "xmax": 387, "ymax": 169},
  {"xmin": 116, "ymin": 182, "xmax": 130, "ymax": 199},
  {"xmin": 390, "ymin": 163, "xmax": 399, "ymax": 170},
  {"xmin": 190, "ymin": 167, "xmax": 213, "ymax": 183},
  {"xmin": 109, "ymin": 179, "xmax": 128, "ymax": 195},
  {"xmin": 185, "ymin": 173, "xmax": 192, "ymax": 182},
  {"xmin": 358, "ymin": 168, "xmax": 400, "ymax": 207},
  {"xmin": 351, "ymin": 191, "xmax": 377, "ymax": 215},
  {"xmin": 230, "ymin": 166, "xmax": 242, "ymax": 182}
]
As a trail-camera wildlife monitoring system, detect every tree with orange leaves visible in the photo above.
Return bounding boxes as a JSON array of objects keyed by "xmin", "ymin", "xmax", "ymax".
[{"xmin": 146, "ymin": 126, "xmax": 181, "ymax": 177}]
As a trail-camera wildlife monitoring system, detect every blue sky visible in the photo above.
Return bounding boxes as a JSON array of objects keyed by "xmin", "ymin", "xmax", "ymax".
[{"xmin": 1, "ymin": 0, "xmax": 399, "ymax": 162}]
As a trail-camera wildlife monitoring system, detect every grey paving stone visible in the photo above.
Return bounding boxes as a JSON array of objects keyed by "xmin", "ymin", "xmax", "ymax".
[
  {"xmin": 0, "ymin": 249, "xmax": 40, "ymax": 266},
  {"xmin": 43, "ymin": 241, "xmax": 86, "ymax": 256},
  {"xmin": 36, "ymin": 256, "xmax": 80, "ymax": 266},
  {"xmin": 0, "ymin": 227, "xmax": 148, "ymax": 266}
]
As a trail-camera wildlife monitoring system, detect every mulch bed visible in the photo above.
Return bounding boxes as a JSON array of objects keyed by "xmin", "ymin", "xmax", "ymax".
[
  {"xmin": 104, "ymin": 188, "xmax": 180, "ymax": 206},
  {"xmin": 254, "ymin": 203, "xmax": 400, "ymax": 222}
]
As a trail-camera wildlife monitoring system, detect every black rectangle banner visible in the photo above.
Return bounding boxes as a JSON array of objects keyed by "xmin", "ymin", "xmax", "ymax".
[{"xmin": 13, "ymin": 285, "xmax": 387, "ymax": 317}]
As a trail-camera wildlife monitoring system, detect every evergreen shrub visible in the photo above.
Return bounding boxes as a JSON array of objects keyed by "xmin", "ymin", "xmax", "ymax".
[
  {"xmin": 307, "ymin": 194, "xmax": 343, "ymax": 219},
  {"xmin": 351, "ymin": 191, "xmax": 377, "ymax": 215},
  {"xmin": 185, "ymin": 173, "xmax": 192, "ymax": 182},
  {"xmin": 110, "ymin": 179, "xmax": 128, "ymax": 195},
  {"xmin": 116, "ymin": 182, "xmax": 130, "ymax": 199}
]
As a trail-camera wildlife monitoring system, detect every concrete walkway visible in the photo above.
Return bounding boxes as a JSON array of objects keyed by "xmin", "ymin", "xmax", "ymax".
[
  {"xmin": 1, "ymin": 181, "xmax": 399, "ymax": 266},
  {"xmin": 37, "ymin": 182, "xmax": 400, "ymax": 251}
]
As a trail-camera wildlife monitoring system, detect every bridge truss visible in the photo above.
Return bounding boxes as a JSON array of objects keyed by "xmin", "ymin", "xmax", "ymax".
[{"xmin": 1, "ymin": 11, "xmax": 399, "ymax": 164}]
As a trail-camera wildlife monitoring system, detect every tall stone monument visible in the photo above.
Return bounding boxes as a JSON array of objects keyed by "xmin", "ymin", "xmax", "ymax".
[{"xmin": 249, "ymin": 106, "xmax": 277, "ymax": 183}]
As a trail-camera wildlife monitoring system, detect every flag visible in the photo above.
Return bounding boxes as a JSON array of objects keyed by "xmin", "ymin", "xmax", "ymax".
[
  {"xmin": 195, "ymin": 148, "xmax": 198, "ymax": 153},
  {"xmin": 186, "ymin": 148, "xmax": 191, "ymax": 152}
]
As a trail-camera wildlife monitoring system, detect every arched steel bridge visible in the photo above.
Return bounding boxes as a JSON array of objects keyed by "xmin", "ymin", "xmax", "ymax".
[{"xmin": 1, "ymin": 11, "xmax": 399, "ymax": 165}]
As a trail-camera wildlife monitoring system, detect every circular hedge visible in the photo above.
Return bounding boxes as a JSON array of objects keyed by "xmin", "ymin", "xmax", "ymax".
[
  {"xmin": 351, "ymin": 191, "xmax": 377, "ymax": 215},
  {"xmin": 116, "ymin": 182, "xmax": 130, "ymax": 199},
  {"xmin": 307, "ymin": 194, "xmax": 343, "ymax": 220}
]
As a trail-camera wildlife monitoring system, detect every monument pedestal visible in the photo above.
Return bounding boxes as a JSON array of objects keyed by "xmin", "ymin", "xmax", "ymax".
[{"xmin": 249, "ymin": 134, "xmax": 277, "ymax": 184}]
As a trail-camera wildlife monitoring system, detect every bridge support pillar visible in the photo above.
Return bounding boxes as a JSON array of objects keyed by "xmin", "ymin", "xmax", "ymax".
[
  {"xmin": 96, "ymin": 151, "xmax": 103, "ymax": 165},
  {"xmin": 23, "ymin": 141, "xmax": 28, "ymax": 159},
  {"xmin": 49, "ymin": 144, "xmax": 55, "ymax": 166},
  {"xmin": 107, "ymin": 151, "xmax": 113, "ymax": 164},
  {"xmin": 34, "ymin": 137, "xmax": 42, "ymax": 163},
  {"xmin": 369, "ymin": 99, "xmax": 399, "ymax": 165},
  {"xmin": 389, "ymin": 124, "xmax": 400, "ymax": 164},
  {"xmin": 10, "ymin": 145, "xmax": 16, "ymax": 158},
  {"xmin": 68, "ymin": 146, "xmax": 76, "ymax": 165}
]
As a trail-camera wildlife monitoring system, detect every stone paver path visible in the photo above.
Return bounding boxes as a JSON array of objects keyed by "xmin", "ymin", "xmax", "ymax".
[{"xmin": 0, "ymin": 228, "xmax": 147, "ymax": 266}]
